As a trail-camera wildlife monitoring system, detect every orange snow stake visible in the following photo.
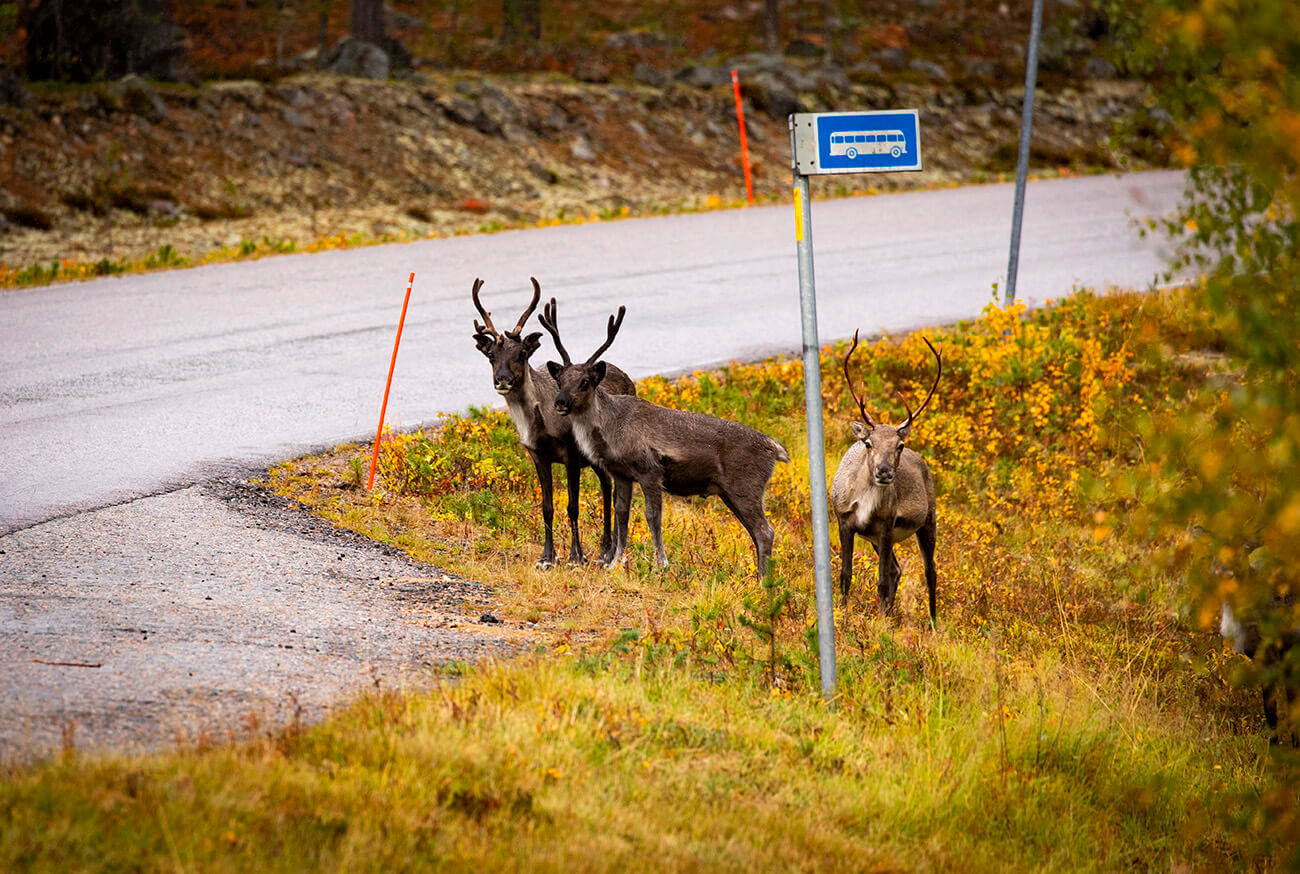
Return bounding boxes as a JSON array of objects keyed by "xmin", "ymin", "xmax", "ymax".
[
  {"xmin": 368, "ymin": 271, "xmax": 415, "ymax": 490},
  {"xmin": 731, "ymin": 70, "xmax": 755, "ymax": 204}
]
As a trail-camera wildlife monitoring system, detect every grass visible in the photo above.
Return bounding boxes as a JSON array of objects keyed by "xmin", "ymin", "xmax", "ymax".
[{"xmin": 3, "ymin": 287, "xmax": 1296, "ymax": 871}]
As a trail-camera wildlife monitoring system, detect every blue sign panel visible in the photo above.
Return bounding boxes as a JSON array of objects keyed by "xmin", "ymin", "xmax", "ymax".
[{"xmin": 792, "ymin": 110, "xmax": 922, "ymax": 176}]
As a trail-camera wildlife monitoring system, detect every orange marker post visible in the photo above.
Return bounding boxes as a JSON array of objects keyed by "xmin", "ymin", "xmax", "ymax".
[
  {"xmin": 368, "ymin": 271, "xmax": 416, "ymax": 490},
  {"xmin": 731, "ymin": 70, "xmax": 755, "ymax": 205}
]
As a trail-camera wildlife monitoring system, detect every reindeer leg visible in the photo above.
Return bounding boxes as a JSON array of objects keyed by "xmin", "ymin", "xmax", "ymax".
[
  {"xmin": 838, "ymin": 521, "xmax": 856, "ymax": 607},
  {"xmin": 642, "ymin": 477, "xmax": 669, "ymax": 568},
  {"xmin": 563, "ymin": 454, "xmax": 586, "ymax": 566},
  {"xmin": 595, "ymin": 465, "xmax": 615, "ymax": 565},
  {"xmin": 917, "ymin": 511, "xmax": 938, "ymax": 626},
  {"xmin": 877, "ymin": 531, "xmax": 896, "ymax": 616},
  {"xmin": 532, "ymin": 455, "xmax": 555, "ymax": 569},
  {"xmin": 606, "ymin": 475, "xmax": 633, "ymax": 569},
  {"xmin": 721, "ymin": 493, "xmax": 774, "ymax": 579}
]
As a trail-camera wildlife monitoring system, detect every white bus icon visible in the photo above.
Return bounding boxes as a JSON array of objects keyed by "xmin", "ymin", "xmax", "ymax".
[{"xmin": 829, "ymin": 129, "xmax": 907, "ymax": 159}]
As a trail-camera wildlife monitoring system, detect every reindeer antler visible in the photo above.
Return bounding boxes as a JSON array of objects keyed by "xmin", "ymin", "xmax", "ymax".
[
  {"xmin": 842, "ymin": 329, "xmax": 876, "ymax": 428},
  {"xmin": 471, "ymin": 278, "xmax": 499, "ymax": 338},
  {"xmin": 585, "ymin": 306, "xmax": 626, "ymax": 365},
  {"xmin": 899, "ymin": 337, "xmax": 942, "ymax": 429},
  {"xmin": 538, "ymin": 296, "xmax": 571, "ymax": 365},
  {"xmin": 508, "ymin": 277, "xmax": 542, "ymax": 336}
]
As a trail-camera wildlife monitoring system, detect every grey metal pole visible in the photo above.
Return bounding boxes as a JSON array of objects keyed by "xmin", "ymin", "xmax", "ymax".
[
  {"xmin": 790, "ymin": 152, "xmax": 837, "ymax": 699},
  {"xmin": 1004, "ymin": 0, "xmax": 1044, "ymax": 305}
]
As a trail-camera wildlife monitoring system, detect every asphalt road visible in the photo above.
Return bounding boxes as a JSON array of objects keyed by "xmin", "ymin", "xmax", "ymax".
[{"xmin": 0, "ymin": 171, "xmax": 1188, "ymax": 534}]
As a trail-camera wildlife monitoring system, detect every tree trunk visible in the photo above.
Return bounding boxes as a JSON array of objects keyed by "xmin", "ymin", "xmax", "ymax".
[
  {"xmin": 764, "ymin": 0, "xmax": 780, "ymax": 54},
  {"xmin": 502, "ymin": 0, "xmax": 541, "ymax": 44},
  {"xmin": 351, "ymin": 0, "xmax": 385, "ymax": 45},
  {"xmin": 317, "ymin": 0, "xmax": 332, "ymax": 59}
]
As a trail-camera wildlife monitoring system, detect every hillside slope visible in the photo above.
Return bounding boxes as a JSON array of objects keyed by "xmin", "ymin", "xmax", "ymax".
[{"xmin": 0, "ymin": 65, "xmax": 1163, "ymax": 270}]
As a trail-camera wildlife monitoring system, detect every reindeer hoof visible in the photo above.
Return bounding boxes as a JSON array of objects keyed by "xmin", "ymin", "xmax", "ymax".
[{"xmin": 535, "ymin": 559, "xmax": 555, "ymax": 571}]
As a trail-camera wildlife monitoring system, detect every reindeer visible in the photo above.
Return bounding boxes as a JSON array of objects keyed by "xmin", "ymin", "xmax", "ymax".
[
  {"xmin": 471, "ymin": 278, "xmax": 635, "ymax": 568},
  {"xmin": 830, "ymin": 331, "xmax": 941, "ymax": 622},
  {"xmin": 1221, "ymin": 596, "xmax": 1299, "ymax": 747},
  {"xmin": 544, "ymin": 306, "xmax": 790, "ymax": 577}
]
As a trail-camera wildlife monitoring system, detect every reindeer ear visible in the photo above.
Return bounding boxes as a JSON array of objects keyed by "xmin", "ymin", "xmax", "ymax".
[
  {"xmin": 591, "ymin": 361, "xmax": 608, "ymax": 385},
  {"xmin": 522, "ymin": 331, "xmax": 542, "ymax": 356},
  {"xmin": 850, "ymin": 421, "xmax": 869, "ymax": 441},
  {"xmin": 473, "ymin": 333, "xmax": 494, "ymax": 355},
  {"xmin": 896, "ymin": 420, "xmax": 912, "ymax": 441},
  {"xmin": 546, "ymin": 360, "xmax": 564, "ymax": 381}
]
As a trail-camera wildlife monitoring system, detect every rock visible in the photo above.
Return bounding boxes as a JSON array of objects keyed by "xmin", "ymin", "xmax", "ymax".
[
  {"xmin": 812, "ymin": 65, "xmax": 853, "ymax": 98},
  {"xmin": 606, "ymin": 30, "xmax": 669, "ymax": 52},
  {"xmin": 908, "ymin": 59, "xmax": 949, "ymax": 81},
  {"xmin": 846, "ymin": 60, "xmax": 885, "ymax": 82},
  {"xmin": 323, "ymin": 36, "xmax": 390, "ymax": 80},
  {"xmin": 109, "ymin": 74, "xmax": 170, "ymax": 123},
  {"xmin": 290, "ymin": 48, "xmax": 321, "ymax": 71},
  {"xmin": 574, "ymin": 59, "xmax": 611, "ymax": 84},
  {"xmin": 741, "ymin": 72, "xmax": 808, "ymax": 121},
  {"xmin": 732, "ymin": 52, "xmax": 786, "ymax": 76},
  {"xmin": 206, "ymin": 80, "xmax": 266, "ymax": 109},
  {"xmin": 528, "ymin": 162, "xmax": 558, "ymax": 185},
  {"xmin": 1084, "ymin": 56, "xmax": 1118, "ymax": 79},
  {"xmin": 633, "ymin": 62, "xmax": 669, "ymax": 89},
  {"xmin": 784, "ymin": 39, "xmax": 823, "ymax": 59},
  {"xmin": 76, "ymin": 91, "xmax": 108, "ymax": 115},
  {"xmin": 442, "ymin": 96, "xmax": 502, "ymax": 137},
  {"xmin": 873, "ymin": 46, "xmax": 908, "ymax": 71},
  {"xmin": 570, "ymin": 136, "xmax": 597, "ymax": 162},
  {"xmin": 0, "ymin": 70, "xmax": 34, "ymax": 108},
  {"xmin": 674, "ymin": 65, "xmax": 728, "ymax": 89},
  {"xmin": 282, "ymin": 107, "xmax": 315, "ymax": 129},
  {"xmin": 479, "ymin": 82, "xmax": 523, "ymax": 127},
  {"xmin": 963, "ymin": 59, "xmax": 999, "ymax": 80},
  {"xmin": 779, "ymin": 67, "xmax": 820, "ymax": 94}
]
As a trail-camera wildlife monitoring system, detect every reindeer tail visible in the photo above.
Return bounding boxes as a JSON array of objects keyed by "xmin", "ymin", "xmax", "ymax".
[{"xmin": 772, "ymin": 439, "xmax": 790, "ymax": 464}]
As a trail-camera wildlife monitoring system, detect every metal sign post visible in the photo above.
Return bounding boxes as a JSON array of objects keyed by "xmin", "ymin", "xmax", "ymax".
[
  {"xmin": 1004, "ymin": 0, "xmax": 1045, "ymax": 305},
  {"xmin": 789, "ymin": 110, "xmax": 923, "ymax": 700}
]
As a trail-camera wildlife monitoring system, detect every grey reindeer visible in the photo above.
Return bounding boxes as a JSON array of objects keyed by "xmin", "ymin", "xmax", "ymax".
[
  {"xmin": 544, "ymin": 305, "xmax": 790, "ymax": 577},
  {"xmin": 471, "ymin": 278, "xmax": 635, "ymax": 568},
  {"xmin": 830, "ymin": 331, "xmax": 941, "ymax": 622}
]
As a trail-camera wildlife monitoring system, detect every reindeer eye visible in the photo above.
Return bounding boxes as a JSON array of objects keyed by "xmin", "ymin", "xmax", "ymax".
[
  {"xmin": 863, "ymin": 439, "xmax": 872, "ymax": 448},
  {"xmin": 579, "ymin": 378, "xmax": 589, "ymax": 389}
]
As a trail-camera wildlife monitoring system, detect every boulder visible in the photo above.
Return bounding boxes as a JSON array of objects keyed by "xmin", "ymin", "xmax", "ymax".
[
  {"xmin": 323, "ymin": 37, "xmax": 390, "ymax": 80},
  {"xmin": 674, "ymin": 65, "xmax": 728, "ymax": 89},
  {"xmin": 872, "ymin": 47, "xmax": 908, "ymax": 71},
  {"xmin": 741, "ymin": 72, "xmax": 808, "ymax": 121},
  {"xmin": 633, "ymin": 63, "xmax": 669, "ymax": 89},
  {"xmin": 573, "ymin": 59, "xmax": 612, "ymax": 84},
  {"xmin": 109, "ymin": 74, "xmax": 170, "ymax": 123},
  {"xmin": 908, "ymin": 59, "xmax": 949, "ymax": 81},
  {"xmin": 1084, "ymin": 56, "xmax": 1118, "ymax": 79}
]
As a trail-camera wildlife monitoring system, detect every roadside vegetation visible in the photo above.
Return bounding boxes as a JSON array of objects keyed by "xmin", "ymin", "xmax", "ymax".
[{"xmin": 4, "ymin": 285, "xmax": 1295, "ymax": 871}]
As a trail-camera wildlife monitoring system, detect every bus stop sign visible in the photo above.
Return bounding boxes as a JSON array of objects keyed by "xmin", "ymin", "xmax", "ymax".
[{"xmin": 792, "ymin": 109, "xmax": 922, "ymax": 175}]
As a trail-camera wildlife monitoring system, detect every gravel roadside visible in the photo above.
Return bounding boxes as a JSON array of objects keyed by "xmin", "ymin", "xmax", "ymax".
[{"xmin": 0, "ymin": 478, "xmax": 519, "ymax": 763}]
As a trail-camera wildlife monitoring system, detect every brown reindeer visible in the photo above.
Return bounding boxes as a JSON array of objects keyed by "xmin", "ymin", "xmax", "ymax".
[
  {"xmin": 471, "ymin": 277, "xmax": 635, "ymax": 568},
  {"xmin": 830, "ymin": 331, "xmax": 941, "ymax": 622},
  {"xmin": 544, "ymin": 306, "xmax": 789, "ymax": 576}
]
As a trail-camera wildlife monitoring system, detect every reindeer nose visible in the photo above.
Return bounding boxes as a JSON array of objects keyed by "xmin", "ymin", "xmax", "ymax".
[
  {"xmin": 554, "ymin": 397, "xmax": 571, "ymax": 415},
  {"xmin": 875, "ymin": 471, "xmax": 894, "ymax": 485}
]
